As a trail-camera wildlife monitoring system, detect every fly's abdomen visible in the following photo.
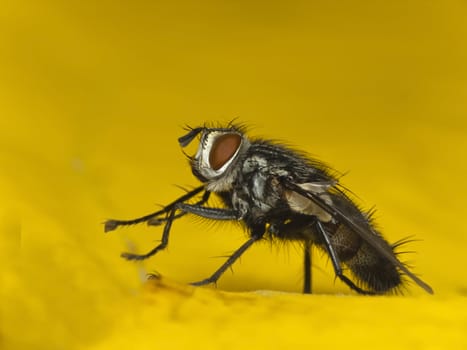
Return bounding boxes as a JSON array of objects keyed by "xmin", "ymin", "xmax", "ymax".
[{"xmin": 329, "ymin": 223, "xmax": 402, "ymax": 293}]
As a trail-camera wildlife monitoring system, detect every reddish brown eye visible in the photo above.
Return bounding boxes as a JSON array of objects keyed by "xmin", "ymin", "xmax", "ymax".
[{"xmin": 209, "ymin": 133, "xmax": 242, "ymax": 170}]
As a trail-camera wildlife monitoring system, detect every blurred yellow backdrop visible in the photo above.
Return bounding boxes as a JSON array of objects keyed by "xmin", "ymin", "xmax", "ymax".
[{"xmin": 1, "ymin": 0, "xmax": 466, "ymax": 349}]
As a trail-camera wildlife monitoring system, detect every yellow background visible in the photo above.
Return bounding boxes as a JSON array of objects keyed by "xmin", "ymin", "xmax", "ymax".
[{"xmin": 1, "ymin": 1, "xmax": 466, "ymax": 349}]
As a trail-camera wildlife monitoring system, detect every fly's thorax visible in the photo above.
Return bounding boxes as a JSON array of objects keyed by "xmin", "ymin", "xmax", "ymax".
[{"xmin": 191, "ymin": 129, "xmax": 251, "ymax": 192}]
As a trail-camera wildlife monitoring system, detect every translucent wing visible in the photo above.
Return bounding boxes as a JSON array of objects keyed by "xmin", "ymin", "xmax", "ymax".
[{"xmin": 283, "ymin": 179, "xmax": 434, "ymax": 294}]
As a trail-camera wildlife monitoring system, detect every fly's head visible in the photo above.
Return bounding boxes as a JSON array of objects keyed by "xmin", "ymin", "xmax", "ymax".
[{"xmin": 178, "ymin": 124, "xmax": 250, "ymax": 192}]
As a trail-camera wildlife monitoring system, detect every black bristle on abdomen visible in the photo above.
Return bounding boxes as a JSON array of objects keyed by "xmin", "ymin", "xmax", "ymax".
[
  {"xmin": 345, "ymin": 242, "xmax": 403, "ymax": 293},
  {"xmin": 325, "ymin": 222, "xmax": 403, "ymax": 293}
]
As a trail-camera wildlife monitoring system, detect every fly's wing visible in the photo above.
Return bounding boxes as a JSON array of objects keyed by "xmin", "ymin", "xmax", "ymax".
[{"xmin": 283, "ymin": 180, "xmax": 434, "ymax": 294}]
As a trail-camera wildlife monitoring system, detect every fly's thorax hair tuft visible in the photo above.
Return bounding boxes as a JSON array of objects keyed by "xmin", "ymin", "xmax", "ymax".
[{"xmin": 191, "ymin": 127, "xmax": 251, "ymax": 192}]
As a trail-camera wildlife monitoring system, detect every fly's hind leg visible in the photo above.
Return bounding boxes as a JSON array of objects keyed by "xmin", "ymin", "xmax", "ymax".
[
  {"xmin": 303, "ymin": 241, "xmax": 312, "ymax": 294},
  {"xmin": 315, "ymin": 221, "xmax": 376, "ymax": 295}
]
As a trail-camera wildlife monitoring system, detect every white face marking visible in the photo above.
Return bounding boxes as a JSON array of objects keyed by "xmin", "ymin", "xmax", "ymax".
[{"xmin": 285, "ymin": 183, "xmax": 333, "ymax": 222}]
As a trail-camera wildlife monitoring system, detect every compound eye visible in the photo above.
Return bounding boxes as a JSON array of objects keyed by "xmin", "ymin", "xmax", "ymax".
[{"xmin": 209, "ymin": 133, "xmax": 242, "ymax": 170}]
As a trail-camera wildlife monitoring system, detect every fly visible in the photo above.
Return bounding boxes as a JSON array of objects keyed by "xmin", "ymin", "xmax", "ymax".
[{"xmin": 105, "ymin": 122, "xmax": 433, "ymax": 295}]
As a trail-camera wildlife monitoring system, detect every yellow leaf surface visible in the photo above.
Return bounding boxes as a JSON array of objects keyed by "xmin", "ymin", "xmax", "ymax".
[{"xmin": 1, "ymin": 1, "xmax": 466, "ymax": 349}]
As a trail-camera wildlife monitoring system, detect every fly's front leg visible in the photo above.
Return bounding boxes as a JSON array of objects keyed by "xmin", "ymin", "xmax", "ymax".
[
  {"xmin": 176, "ymin": 203, "xmax": 239, "ymax": 220},
  {"xmin": 128, "ymin": 199, "xmax": 235, "ymax": 261},
  {"xmin": 104, "ymin": 185, "xmax": 207, "ymax": 232},
  {"xmin": 146, "ymin": 191, "xmax": 211, "ymax": 226},
  {"xmin": 121, "ymin": 208, "xmax": 176, "ymax": 261}
]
